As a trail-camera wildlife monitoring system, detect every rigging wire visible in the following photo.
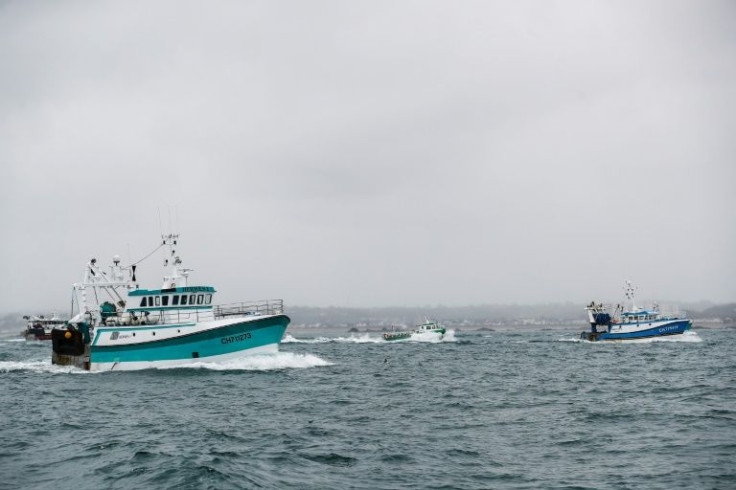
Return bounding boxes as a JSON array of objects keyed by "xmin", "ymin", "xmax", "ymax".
[{"xmin": 130, "ymin": 242, "xmax": 165, "ymax": 266}]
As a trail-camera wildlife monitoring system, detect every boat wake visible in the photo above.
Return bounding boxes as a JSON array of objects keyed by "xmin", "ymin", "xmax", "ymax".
[
  {"xmin": 168, "ymin": 352, "xmax": 334, "ymax": 371},
  {"xmin": 0, "ymin": 352, "xmax": 333, "ymax": 373},
  {"xmin": 0, "ymin": 359, "xmax": 88, "ymax": 374},
  {"xmin": 409, "ymin": 329, "xmax": 458, "ymax": 343},
  {"xmin": 283, "ymin": 333, "xmax": 384, "ymax": 344},
  {"xmin": 559, "ymin": 330, "xmax": 703, "ymax": 344},
  {"xmin": 283, "ymin": 330, "xmax": 458, "ymax": 344}
]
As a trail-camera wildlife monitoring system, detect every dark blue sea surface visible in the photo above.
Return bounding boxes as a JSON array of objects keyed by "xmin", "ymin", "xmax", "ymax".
[{"xmin": 1, "ymin": 328, "xmax": 734, "ymax": 489}]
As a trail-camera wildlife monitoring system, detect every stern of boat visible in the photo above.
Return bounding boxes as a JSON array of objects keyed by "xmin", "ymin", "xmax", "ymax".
[{"xmin": 51, "ymin": 328, "xmax": 91, "ymax": 370}]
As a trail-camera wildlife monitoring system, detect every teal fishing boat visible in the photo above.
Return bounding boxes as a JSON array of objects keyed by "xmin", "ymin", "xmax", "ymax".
[
  {"xmin": 51, "ymin": 234, "xmax": 290, "ymax": 371},
  {"xmin": 382, "ymin": 320, "xmax": 446, "ymax": 342}
]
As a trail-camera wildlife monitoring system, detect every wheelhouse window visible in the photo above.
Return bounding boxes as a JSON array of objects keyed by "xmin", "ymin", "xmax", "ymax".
[
  {"xmin": 172, "ymin": 295, "xmax": 180, "ymax": 306},
  {"xmin": 181, "ymin": 295, "xmax": 188, "ymax": 305},
  {"xmin": 205, "ymin": 294, "xmax": 212, "ymax": 304},
  {"xmin": 140, "ymin": 297, "xmax": 147, "ymax": 307},
  {"xmin": 189, "ymin": 294, "xmax": 196, "ymax": 305},
  {"xmin": 197, "ymin": 294, "xmax": 204, "ymax": 305},
  {"xmin": 155, "ymin": 296, "xmax": 160, "ymax": 306},
  {"xmin": 162, "ymin": 296, "xmax": 169, "ymax": 306}
]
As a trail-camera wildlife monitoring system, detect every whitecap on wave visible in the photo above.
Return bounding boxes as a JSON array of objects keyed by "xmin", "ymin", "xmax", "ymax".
[
  {"xmin": 408, "ymin": 329, "xmax": 458, "ymax": 343},
  {"xmin": 0, "ymin": 360, "xmax": 87, "ymax": 374},
  {"xmin": 0, "ymin": 352, "xmax": 333, "ymax": 373},
  {"xmin": 283, "ymin": 329, "xmax": 458, "ymax": 344},
  {"xmin": 558, "ymin": 330, "xmax": 703, "ymax": 344},
  {"xmin": 1, "ymin": 338, "xmax": 28, "ymax": 343},
  {"xmin": 637, "ymin": 330, "xmax": 703, "ymax": 343},
  {"xmin": 282, "ymin": 333, "xmax": 383, "ymax": 344},
  {"xmin": 169, "ymin": 352, "xmax": 333, "ymax": 371}
]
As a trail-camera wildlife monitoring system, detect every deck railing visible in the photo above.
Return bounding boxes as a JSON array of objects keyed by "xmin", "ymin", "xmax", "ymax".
[
  {"xmin": 104, "ymin": 299, "xmax": 285, "ymax": 326},
  {"xmin": 213, "ymin": 299, "xmax": 284, "ymax": 319}
]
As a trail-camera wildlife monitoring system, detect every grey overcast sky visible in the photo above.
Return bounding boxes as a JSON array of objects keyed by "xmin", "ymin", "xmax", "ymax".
[{"xmin": 1, "ymin": 0, "xmax": 734, "ymax": 312}]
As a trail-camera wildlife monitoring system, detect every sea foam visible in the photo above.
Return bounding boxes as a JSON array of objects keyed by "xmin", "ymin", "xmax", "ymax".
[
  {"xmin": 558, "ymin": 330, "xmax": 703, "ymax": 344},
  {"xmin": 168, "ymin": 352, "xmax": 334, "ymax": 371},
  {"xmin": 0, "ymin": 359, "xmax": 87, "ymax": 374},
  {"xmin": 283, "ymin": 329, "xmax": 458, "ymax": 344},
  {"xmin": 0, "ymin": 352, "xmax": 333, "ymax": 373}
]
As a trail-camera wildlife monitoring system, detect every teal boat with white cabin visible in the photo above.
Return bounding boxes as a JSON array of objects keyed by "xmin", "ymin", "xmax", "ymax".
[{"xmin": 51, "ymin": 234, "xmax": 290, "ymax": 371}]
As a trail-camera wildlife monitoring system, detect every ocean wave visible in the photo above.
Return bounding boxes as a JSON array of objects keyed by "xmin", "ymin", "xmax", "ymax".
[
  {"xmin": 558, "ymin": 330, "xmax": 703, "ymax": 344},
  {"xmin": 283, "ymin": 330, "xmax": 458, "ymax": 344},
  {"xmin": 0, "ymin": 359, "xmax": 88, "ymax": 374},
  {"xmin": 409, "ymin": 329, "xmax": 458, "ymax": 343},
  {"xmin": 164, "ymin": 352, "xmax": 334, "ymax": 371},
  {"xmin": 282, "ymin": 333, "xmax": 383, "ymax": 344},
  {"xmin": 0, "ymin": 352, "xmax": 333, "ymax": 373}
]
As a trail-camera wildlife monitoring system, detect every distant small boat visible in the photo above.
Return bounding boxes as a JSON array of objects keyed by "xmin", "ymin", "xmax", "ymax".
[
  {"xmin": 382, "ymin": 320, "xmax": 446, "ymax": 342},
  {"xmin": 22, "ymin": 315, "xmax": 66, "ymax": 341},
  {"xmin": 581, "ymin": 281, "xmax": 692, "ymax": 341}
]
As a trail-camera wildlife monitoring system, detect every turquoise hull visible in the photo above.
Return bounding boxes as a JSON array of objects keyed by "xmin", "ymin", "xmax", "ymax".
[{"xmin": 90, "ymin": 315, "xmax": 290, "ymax": 365}]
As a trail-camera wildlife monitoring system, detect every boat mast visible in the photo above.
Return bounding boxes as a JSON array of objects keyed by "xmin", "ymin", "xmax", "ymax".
[
  {"xmin": 624, "ymin": 280, "xmax": 637, "ymax": 311},
  {"xmin": 70, "ymin": 256, "xmax": 135, "ymax": 324},
  {"xmin": 161, "ymin": 233, "xmax": 191, "ymax": 289}
]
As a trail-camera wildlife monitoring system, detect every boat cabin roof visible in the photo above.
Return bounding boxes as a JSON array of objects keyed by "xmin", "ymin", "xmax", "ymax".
[
  {"xmin": 622, "ymin": 309, "xmax": 657, "ymax": 317},
  {"xmin": 129, "ymin": 286, "xmax": 216, "ymax": 297},
  {"xmin": 417, "ymin": 321, "xmax": 438, "ymax": 328},
  {"xmin": 126, "ymin": 287, "xmax": 216, "ymax": 313}
]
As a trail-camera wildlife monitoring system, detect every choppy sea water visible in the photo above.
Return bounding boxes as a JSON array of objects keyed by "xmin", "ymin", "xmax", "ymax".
[{"xmin": 1, "ymin": 327, "xmax": 734, "ymax": 489}]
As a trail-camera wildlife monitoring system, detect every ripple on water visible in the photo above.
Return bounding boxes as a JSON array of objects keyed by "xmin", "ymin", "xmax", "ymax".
[{"xmin": 300, "ymin": 452, "xmax": 358, "ymax": 467}]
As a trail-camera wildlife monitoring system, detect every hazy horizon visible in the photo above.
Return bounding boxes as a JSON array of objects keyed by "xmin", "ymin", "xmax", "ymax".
[
  {"xmin": 2, "ymin": 297, "xmax": 732, "ymax": 320},
  {"xmin": 1, "ymin": 1, "xmax": 734, "ymax": 312}
]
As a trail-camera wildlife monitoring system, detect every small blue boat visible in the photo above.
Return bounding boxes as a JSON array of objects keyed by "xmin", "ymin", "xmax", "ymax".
[
  {"xmin": 52, "ymin": 234, "xmax": 290, "ymax": 371},
  {"xmin": 581, "ymin": 281, "xmax": 692, "ymax": 342}
]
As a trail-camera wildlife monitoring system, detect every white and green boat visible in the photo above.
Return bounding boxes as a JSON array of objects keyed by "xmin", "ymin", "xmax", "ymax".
[
  {"xmin": 382, "ymin": 320, "xmax": 446, "ymax": 342},
  {"xmin": 51, "ymin": 234, "xmax": 290, "ymax": 371}
]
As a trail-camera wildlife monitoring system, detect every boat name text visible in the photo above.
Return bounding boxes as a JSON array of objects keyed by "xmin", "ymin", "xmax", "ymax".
[{"xmin": 221, "ymin": 332, "xmax": 252, "ymax": 344}]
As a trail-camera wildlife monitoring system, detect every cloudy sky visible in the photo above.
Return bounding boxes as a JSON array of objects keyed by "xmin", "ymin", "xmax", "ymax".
[{"xmin": 1, "ymin": 0, "xmax": 734, "ymax": 312}]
